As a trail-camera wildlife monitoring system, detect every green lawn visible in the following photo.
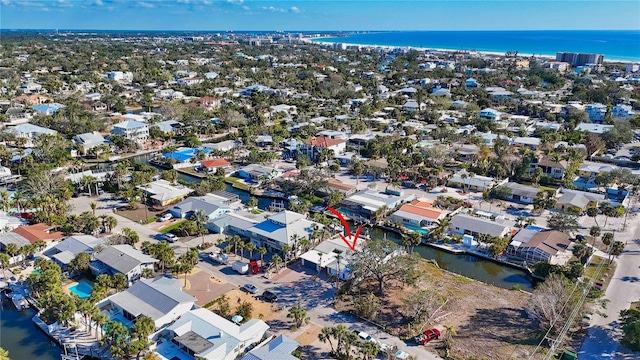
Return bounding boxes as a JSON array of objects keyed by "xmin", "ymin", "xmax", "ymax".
[
  {"xmin": 225, "ymin": 176, "xmax": 251, "ymax": 191},
  {"xmin": 585, "ymin": 255, "xmax": 608, "ymax": 280},
  {"xmin": 160, "ymin": 219, "xmax": 186, "ymax": 234}
]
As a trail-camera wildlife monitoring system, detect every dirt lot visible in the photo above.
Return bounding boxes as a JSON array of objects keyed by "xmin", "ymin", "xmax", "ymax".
[
  {"xmin": 225, "ymin": 288, "xmax": 285, "ymax": 321},
  {"xmin": 337, "ymin": 261, "xmax": 544, "ymax": 360},
  {"xmin": 114, "ymin": 205, "xmax": 164, "ymax": 223}
]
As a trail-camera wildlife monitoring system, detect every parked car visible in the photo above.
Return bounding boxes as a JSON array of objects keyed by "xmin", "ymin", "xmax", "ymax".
[
  {"xmin": 242, "ymin": 284, "xmax": 259, "ymax": 294},
  {"xmin": 354, "ymin": 331, "xmax": 378, "ymax": 345},
  {"xmin": 158, "ymin": 213, "xmax": 173, "ymax": 222},
  {"xmin": 262, "ymin": 290, "xmax": 278, "ymax": 302},
  {"xmin": 208, "ymin": 251, "xmax": 229, "ymax": 265},
  {"xmin": 161, "ymin": 233, "xmax": 179, "ymax": 243},
  {"xmin": 414, "ymin": 328, "xmax": 440, "ymax": 345}
]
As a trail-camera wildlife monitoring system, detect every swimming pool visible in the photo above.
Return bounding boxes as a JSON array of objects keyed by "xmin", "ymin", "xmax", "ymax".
[{"xmin": 69, "ymin": 281, "xmax": 93, "ymax": 299}]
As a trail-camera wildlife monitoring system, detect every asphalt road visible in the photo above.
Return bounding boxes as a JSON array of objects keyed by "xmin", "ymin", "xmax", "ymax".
[{"xmin": 579, "ymin": 213, "xmax": 640, "ymax": 359}]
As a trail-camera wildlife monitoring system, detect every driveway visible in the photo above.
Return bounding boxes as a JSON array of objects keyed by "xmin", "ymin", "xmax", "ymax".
[{"xmin": 579, "ymin": 213, "xmax": 640, "ymax": 359}]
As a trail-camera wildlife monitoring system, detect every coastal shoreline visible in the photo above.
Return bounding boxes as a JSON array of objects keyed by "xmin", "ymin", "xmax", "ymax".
[{"xmin": 307, "ymin": 36, "xmax": 636, "ymax": 64}]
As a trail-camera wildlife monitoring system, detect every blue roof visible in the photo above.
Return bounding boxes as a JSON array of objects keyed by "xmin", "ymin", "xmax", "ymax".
[
  {"xmin": 31, "ymin": 103, "xmax": 66, "ymax": 114},
  {"xmin": 113, "ymin": 119, "xmax": 146, "ymax": 129},
  {"xmin": 162, "ymin": 151, "xmax": 192, "ymax": 162}
]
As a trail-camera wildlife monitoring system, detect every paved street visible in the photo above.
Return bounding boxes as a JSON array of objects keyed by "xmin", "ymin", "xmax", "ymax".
[
  {"xmin": 196, "ymin": 254, "xmax": 443, "ymax": 360},
  {"xmin": 579, "ymin": 213, "xmax": 640, "ymax": 359}
]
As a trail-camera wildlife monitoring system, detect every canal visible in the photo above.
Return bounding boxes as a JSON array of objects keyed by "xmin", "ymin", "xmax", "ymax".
[
  {"xmin": 0, "ymin": 295, "xmax": 59, "ymax": 360},
  {"xmin": 366, "ymin": 227, "xmax": 535, "ymax": 292},
  {"xmin": 126, "ymin": 153, "xmax": 534, "ymax": 291}
]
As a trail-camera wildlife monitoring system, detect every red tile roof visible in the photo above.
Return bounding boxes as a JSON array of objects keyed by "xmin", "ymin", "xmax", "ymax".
[
  {"xmin": 12, "ymin": 223, "xmax": 64, "ymax": 244},
  {"xmin": 305, "ymin": 137, "xmax": 346, "ymax": 148},
  {"xmin": 200, "ymin": 158, "xmax": 230, "ymax": 168},
  {"xmin": 398, "ymin": 202, "xmax": 445, "ymax": 220}
]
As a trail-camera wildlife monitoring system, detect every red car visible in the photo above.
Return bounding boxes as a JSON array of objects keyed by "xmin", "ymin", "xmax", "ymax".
[
  {"xmin": 414, "ymin": 328, "xmax": 441, "ymax": 345},
  {"xmin": 250, "ymin": 260, "xmax": 260, "ymax": 274}
]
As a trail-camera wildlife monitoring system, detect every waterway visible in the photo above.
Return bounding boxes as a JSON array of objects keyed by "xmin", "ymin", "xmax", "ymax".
[
  {"xmin": 366, "ymin": 227, "xmax": 535, "ymax": 292},
  {"xmin": 0, "ymin": 294, "xmax": 59, "ymax": 360}
]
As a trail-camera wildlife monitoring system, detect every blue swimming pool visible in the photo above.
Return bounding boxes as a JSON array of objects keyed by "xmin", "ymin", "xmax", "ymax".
[{"xmin": 69, "ymin": 281, "xmax": 93, "ymax": 299}]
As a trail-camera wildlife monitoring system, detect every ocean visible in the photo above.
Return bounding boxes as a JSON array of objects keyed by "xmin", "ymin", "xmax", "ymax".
[{"xmin": 313, "ymin": 30, "xmax": 640, "ymax": 62}]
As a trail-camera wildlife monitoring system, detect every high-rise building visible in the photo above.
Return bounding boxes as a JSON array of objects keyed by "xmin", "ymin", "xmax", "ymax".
[{"xmin": 555, "ymin": 52, "xmax": 604, "ymax": 66}]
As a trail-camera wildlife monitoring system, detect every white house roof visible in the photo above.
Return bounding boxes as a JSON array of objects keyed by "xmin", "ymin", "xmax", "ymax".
[
  {"xmin": 166, "ymin": 308, "xmax": 269, "ymax": 360},
  {"xmin": 241, "ymin": 334, "xmax": 300, "ymax": 360},
  {"xmin": 248, "ymin": 211, "xmax": 320, "ymax": 247},
  {"xmin": 137, "ymin": 180, "xmax": 193, "ymax": 202},
  {"xmin": 450, "ymin": 213, "xmax": 511, "ymax": 237},
  {"xmin": 113, "ymin": 119, "xmax": 147, "ymax": 130},
  {"xmin": 449, "ymin": 170, "xmax": 496, "ymax": 188},
  {"xmin": 108, "ymin": 277, "xmax": 195, "ymax": 320},
  {"xmin": 574, "ymin": 123, "xmax": 613, "ymax": 134}
]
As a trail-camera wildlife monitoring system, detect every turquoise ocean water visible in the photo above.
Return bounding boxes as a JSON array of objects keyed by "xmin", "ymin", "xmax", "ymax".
[{"xmin": 313, "ymin": 30, "xmax": 640, "ymax": 62}]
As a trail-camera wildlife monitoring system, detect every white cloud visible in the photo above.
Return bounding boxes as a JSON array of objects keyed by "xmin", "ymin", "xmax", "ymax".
[
  {"xmin": 290, "ymin": 6, "xmax": 300, "ymax": 13},
  {"xmin": 94, "ymin": 0, "xmax": 104, "ymax": 5},
  {"xmin": 137, "ymin": 1, "xmax": 155, "ymax": 8},
  {"xmin": 242, "ymin": 5, "xmax": 249, "ymax": 10},
  {"xmin": 57, "ymin": 0, "xmax": 73, "ymax": 7},
  {"xmin": 177, "ymin": 0, "xmax": 190, "ymax": 3},
  {"xmin": 202, "ymin": 0, "xmax": 212, "ymax": 4},
  {"xmin": 226, "ymin": 0, "xmax": 243, "ymax": 4},
  {"xmin": 1, "ymin": 0, "xmax": 11, "ymax": 5},
  {"xmin": 262, "ymin": 5, "xmax": 285, "ymax": 12}
]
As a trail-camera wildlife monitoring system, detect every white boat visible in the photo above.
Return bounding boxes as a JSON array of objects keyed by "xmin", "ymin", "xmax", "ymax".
[{"xmin": 11, "ymin": 293, "xmax": 29, "ymax": 311}]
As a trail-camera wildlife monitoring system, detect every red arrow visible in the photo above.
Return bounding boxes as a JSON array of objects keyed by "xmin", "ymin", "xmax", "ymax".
[{"xmin": 328, "ymin": 207, "xmax": 362, "ymax": 251}]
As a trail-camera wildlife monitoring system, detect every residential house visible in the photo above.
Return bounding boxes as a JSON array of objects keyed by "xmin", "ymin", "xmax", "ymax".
[
  {"xmin": 237, "ymin": 164, "xmax": 282, "ymax": 184},
  {"xmin": 44, "ymin": 235, "xmax": 105, "ymax": 269},
  {"xmin": 152, "ymin": 120, "xmax": 183, "ymax": 134},
  {"xmin": 14, "ymin": 94, "xmax": 53, "ymax": 106},
  {"xmin": 449, "ymin": 213, "xmax": 513, "ymax": 239},
  {"xmin": 31, "ymin": 103, "xmax": 66, "ymax": 116},
  {"xmin": 137, "ymin": 179, "xmax": 193, "ymax": 207},
  {"xmin": 577, "ymin": 162, "xmax": 617, "ymax": 178},
  {"xmin": 300, "ymin": 237, "xmax": 362, "ymax": 280},
  {"xmin": 4, "ymin": 107, "xmax": 34, "ymax": 125},
  {"xmin": 346, "ymin": 134, "xmax": 378, "ymax": 151},
  {"xmin": 0, "ymin": 233, "xmax": 31, "ymax": 263},
  {"xmin": 107, "ymin": 71, "xmax": 134, "ymax": 83},
  {"xmin": 478, "ymin": 108, "xmax": 502, "ymax": 121},
  {"xmin": 499, "ymin": 182, "xmax": 541, "ymax": 204},
  {"xmin": 530, "ymin": 156, "xmax": 567, "ymax": 179},
  {"xmin": 12, "ymin": 223, "xmax": 64, "ymax": 245},
  {"xmin": 73, "ymin": 131, "xmax": 107, "ymax": 151},
  {"xmin": 299, "ymin": 137, "xmax": 346, "ymax": 161},
  {"xmin": 513, "ymin": 137, "xmax": 541, "ymax": 149},
  {"xmin": 111, "ymin": 120, "xmax": 149, "ymax": 144},
  {"xmin": 99, "ymin": 276, "xmax": 196, "ymax": 329},
  {"xmin": 255, "ymin": 135, "xmax": 273, "ymax": 147},
  {"xmin": 465, "ymin": 78, "xmax": 479, "ymax": 89},
  {"xmin": 325, "ymin": 178, "xmax": 357, "ymax": 196},
  {"xmin": 177, "ymin": 77, "xmax": 204, "ymax": 86},
  {"xmin": 5, "ymin": 123, "xmax": 57, "ymax": 146},
  {"xmin": 612, "ymin": 104, "xmax": 635, "ymax": 119},
  {"xmin": 448, "ymin": 170, "xmax": 500, "ymax": 192},
  {"xmin": 574, "ymin": 122, "xmax": 614, "ymax": 134},
  {"xmin": 91, "ymin": 245, "xmax": 158, "ymax": 286},
  {"xmin": 202, "ymin": 140, "xmax": 237, "ymax": 152},
  {"xmin": 247, "ymin": 211, "xmax": 322, "ymax": 252},
  {"xmin": 585, "ymin": 103, "xmax": 607, "ymax": 123},
  {"xmin": 403, "ymin": 99, "xmax": 420, "ymax": 112},
  {"xmin": 198, "ymin": 158, "xmax": 231, "ymax": 173},
  {"xmin": 339, "ymin": 188, "xmax": 415, "ymax": 222},
  {"xmin": 208, "ymin": 210, "xmax": 269, "ymax": 236},
  {"xmin": 387, "ymin": 198, "xmax": 447, "ymax": 229},
  {"xmin": 240, "ymin": 334, "xmax": 300, "ymax": 360},
  {"xmin": 186, "ymin": 96, "xmax": 220, "ymax": 110},
  {"xmin": 507, "ymin": 230, "xmax": 572, "ymax": 265},
  {"xmin": 555, "ymin": 189, "xmax": 605, "ymax": 213},
  {"xmin": 160, "ymin": 308, "xmax": 269, "ymax": 360},
  {"xmin": 169, "ymin": 193, "xmax": 233, "ymax": 220},
  {"xmin": 0, "ymin": 211, "xmax": 25, "ymax": 232}
]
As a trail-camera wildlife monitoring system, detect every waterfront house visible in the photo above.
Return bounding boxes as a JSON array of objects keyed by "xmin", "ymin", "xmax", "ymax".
[
  {"xmin": 240, "ymin": 334, "xmax": 300, "ymax": 360},
  {"xmin": 99, "ymin": 276, "xmax": 196, "ymax": 329},
  {"xmin": 237, "ymin": 164, "xmax": 282, "ymax": 184},
  {"xmin": 0, "ymin": 233, "xmax": 31, "ymax": 264},
  {"xmin": 247, "ymin": 211, "xmax": 321, "ymax": 252},
  {"xmin": 325, "ymin": 178, "xmax": 357, "ymax": 196},
  {"xmin": 152, "ymin": 120, "xmax": 183, "ymax": 134},
  {"xmin": 387, "ymin": 199, "xmax": 447, "ymax": 228},
  {"xmin": 73, "ymin": 131, "xmax": 107, "ymax": 151},
  {"xmin": 198, "ymin": 158, "xmax": 231, "ymax": 173},
  {"xmin": 577, "ymin": 162, "xmax": 617, "ymax": 178},
  {"xmin": 0, "ymin": 211, "xmax": 26, "ymax": 232},
  {"xmin": 137, "ymin": 179, "xmax": 193, "ymax": 206},
  {"xmin": 91, "ymin": 245, "xmax": 158, "ymax": 286},
  {"xmin": 111, "ymin": 119, "xmax": 149, "ymax": 144},
  {"xmin": 448, "ymin": 170, "xmax": 501, "ymax": 192},
  {"xmin": 507, "ymin": 230, "xmax": 572, "ymax": 265},
  {"xmin": 300, "ymin": 237, "xmax": 362, "ymax": 281},
  {"xmin": 44, "ymin": 235, "xmax": 105, "ymax": 269},
  {"xmin": 338, "ymin": 188, "xmax": 415, "ymax": 222},
  {"xmin": 449, "ymin": 213, "xmax": 513, "ymax": 239},
  {"xmin": 169, "ymin": 193, "xmax": 233, "ymax": 220},
  {"xmin": 202, "ymin": 140, "xmax": 238, "ymax": 152},
  {"xmin": 160, "ymin": 308, "xmax": 269, "ymax": 360}
]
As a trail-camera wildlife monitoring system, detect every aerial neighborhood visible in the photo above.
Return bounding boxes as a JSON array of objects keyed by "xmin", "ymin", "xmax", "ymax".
[{"xmin": 0, "ymin": 31, "xmax": 640, "ymax": 360}]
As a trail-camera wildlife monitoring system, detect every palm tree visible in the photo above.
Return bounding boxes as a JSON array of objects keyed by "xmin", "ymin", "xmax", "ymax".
[
  {"xmin": 271, "ymin": 254, "xmax": 282, "ymax": 272},
  {"xmin": 0, "ymin": 253, "xmax": 9, "ymax": 279},
  {"xmin": 0, "ymin": 191, "xmax": 9, "ymax": 212},
  {"xmin": 429, "ymin": 218, "xmax": 450, "ymax": 241},
  {"xmin": 442, "ymin": 325, "xmax": 457, "ymax": 358},
  {"xmin": 590, "ymin": 226, "xmax": 601, "ymax": 246},
  {"xmin": 245, "ymin": 242, "xmax": 257, "ymax": 259},
  {"xmin": 287, "ymin": 304, "xmax": 310, "ymax": 329},
  {"xmin": 103, "ymin": 215, "xmax": 118, "ymax": 234},
  {"xmin": 281, "ymin": 244, "xmax": 292, "ymax": 263},
  {"xmin": 5, "ymin": 243, "xmax": 18, "ymax": 261},
  {"xmin": 0, "ymin": 347, "xmax": 9, "ymax": 360},
  {"xmin": 90, "ymin": 201, "xmax": 97, "ymax": 215},
  {"xmin": 237, "ymin": 241, "xmax": 246, "ymax": 259},
  {"xmin": 34, "ymin": 239, "xmax": 47, "ymax": 253},
  {"xmin": 191, "ymin": 209, "xmax": 209, "ymax": 247},
  {"xmin": 258, "ymin": 246, "xmax": 268, "ymax": 266}
]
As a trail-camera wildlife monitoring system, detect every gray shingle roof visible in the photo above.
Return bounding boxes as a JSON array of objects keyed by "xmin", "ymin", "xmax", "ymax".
[
  {"xmin": 109, "ymin": 277, "xmax": 195, "ymax": 320},
  {"xmin": 93, "ymin": 245, "xmax": 157, "ymax": 274}
]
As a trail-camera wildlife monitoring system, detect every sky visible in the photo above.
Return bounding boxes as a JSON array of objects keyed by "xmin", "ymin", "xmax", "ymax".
[{"xmin": 1, "ymin": 0, "xmax": 639, "ymax": 31}]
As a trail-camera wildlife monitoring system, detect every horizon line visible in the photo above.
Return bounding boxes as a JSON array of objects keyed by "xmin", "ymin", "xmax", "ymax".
[{"xmin": 1, "ymin": 28, "xmax": 639, "ymax": 32}]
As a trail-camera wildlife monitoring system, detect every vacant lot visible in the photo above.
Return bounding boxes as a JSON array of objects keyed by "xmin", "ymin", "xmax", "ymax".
[{"xmin": 337, "ymin": 261, "xmax": 544, "ymax": 360}]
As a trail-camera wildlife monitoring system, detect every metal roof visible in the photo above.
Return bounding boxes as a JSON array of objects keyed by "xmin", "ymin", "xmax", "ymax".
[
  {"xmin": 109, "ymin": 277, "xmax": 195, "ymax": 320},
  {"xmin": 93, "ymin": 245, "xmax": 157, "ymax": 274},
  {"xmin": 240, "ymin": 334, "xmax": 300, "ymax": 360}
]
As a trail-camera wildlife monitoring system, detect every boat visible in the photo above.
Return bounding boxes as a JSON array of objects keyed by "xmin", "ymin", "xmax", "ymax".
[{"xmin": 11, "ymin": 293, "xmax": 29, "ymax": 311}]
